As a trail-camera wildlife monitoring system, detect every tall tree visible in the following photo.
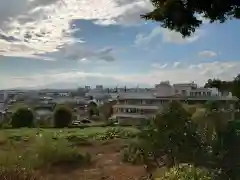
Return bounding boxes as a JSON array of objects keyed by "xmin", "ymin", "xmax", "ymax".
[
  {"xmin": 233, "ymin": 74, "xmax": 240, "ymax": 99},
  {"xmin": 142, "ymin": 0, "xmax": 240, "ymax": 37},
  {"xmin": 204, "ymin": 74, "xmax": 240, "ymax": 98}
]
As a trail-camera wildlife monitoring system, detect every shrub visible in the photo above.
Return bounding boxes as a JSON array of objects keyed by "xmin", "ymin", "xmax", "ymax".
[
  {"xmin": 11, "ymin": 108, "xmax": 34, "ymax": 128},
  {"xmin": 122, "ymin": 142, "xmax": 146, "ymax": 164},
  {"xmin": 53, "ymin": 107, "xmax": 72, "ymax": 128},
  {"xmin": 127, "ymin": 101, "xmax": 207, "ymax": 169},
  {"xmin": 88, "ymin": 101, "xmax": 99, "ymax": 117},
  {"xmin": 33, "ymin": 135, "xmax": 91, "ymax": 168},
  {"xmin": 159, "ymin": 164, "xmax": 214, "ymax": 180},
  {"xmin": 0, "ymin": 133, "xmax": 91, "ymax": 172}
]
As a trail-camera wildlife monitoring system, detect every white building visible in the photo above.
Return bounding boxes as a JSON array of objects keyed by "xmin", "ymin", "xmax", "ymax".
[
  {"xmin": 0, "ymin": 91, "xmax": 8, "ymax": 121},
  {"xmin": 112, "ymin": 82, "xmax": 238, "ymax": 125},
  {"xmin": 0, "ymin": 91, "xmax": 8, "ymax": 111}
]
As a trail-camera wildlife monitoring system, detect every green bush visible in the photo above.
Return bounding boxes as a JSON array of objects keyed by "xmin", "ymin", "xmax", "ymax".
[
  {"xmin": 122, "ymin": 142, "xmax": 146, "ymax": 164},
  {"xmin": 126, "ymin": 101, "xmax": 207, "ymax": 168},
  {"xmin": 33, "ymin": 135, "xmax": 91, "ymax": 168},
  {"xmin": 11, "ymin": 108, "xmax": 34, "ymax": 128},
  {"xmin": 53, "ymin": 107, "xmax": 72, "ymax": 128},
  {"xmin": 158, "ymin": 164, "xmax": 213, "ymax": 180},
  {"xmin": 0, "ymin": 134, "xmax": 91, "ymax": 170}
]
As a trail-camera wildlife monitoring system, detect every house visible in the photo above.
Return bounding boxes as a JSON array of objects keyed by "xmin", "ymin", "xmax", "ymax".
[{"xmin": 112, "ymin": 81, "xmax": 238, "ymax": 125}]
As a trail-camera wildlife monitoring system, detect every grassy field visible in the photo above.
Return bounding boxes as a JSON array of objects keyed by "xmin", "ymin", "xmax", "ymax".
[
  {"xmin": 0, "ymin": 127, "xmax": 139, "ymax": 139},
  {"xmin": 0, "ymin": 127, "xmax": 145, "ymax": 180}
]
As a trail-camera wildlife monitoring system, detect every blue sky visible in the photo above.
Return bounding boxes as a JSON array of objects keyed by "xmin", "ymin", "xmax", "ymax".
[{"xmin": 0, "ymin": 0, "xmax": 240, "ymax": 89}]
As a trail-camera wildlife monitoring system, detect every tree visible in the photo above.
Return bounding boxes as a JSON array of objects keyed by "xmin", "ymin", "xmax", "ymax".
[
  {"xmin": 192, "ymin": 102, "xmax": 229, "ymax": 145},
  {"xmin": 233, "ymin": 74, "xmax": 240, "ymax": 99},
  {"xmin": 204, "ymin": 74, "xmax": 240, "ymax": 98},
  {"xmin": 136, "ymin": 101, "xmax": 206, "ymax": 169},
  {"xmin": 88, "ymin": 101, "xmax": 99, "ymax": 117},
  {"xmin": 99, "ymin": 100, "xmax": 116, "ymax": 120},
  {"xmin": 11, "ymin": 108, "xmax": 34, "ymax": 128},
  {"xmin": 142, "ymin": 0, "xmax": 240, "ymax": 37},
  {"xmin": 212, "ymin": 120, "xmax": 240, "ymax": 179},
  {"xmin": 54, "ymin": 107, "xmax": 72, "ymax": 128}
]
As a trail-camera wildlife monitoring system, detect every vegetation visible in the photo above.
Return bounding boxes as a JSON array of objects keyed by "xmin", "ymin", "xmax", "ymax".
[
  {"xmin": 204, "ymin": 74, "xmax": 240, "ymax": 99},
  {"xmin": 11, "ymin": 108, "xmax": 34, "ymax": 128},
  {"xmin": 123, "ymin": 101, "xmax": 240, "ymax": 179},
  {"xmin": 53, "ymin": 106, "xmax": 73, "ymax": 128},
  {"xmin": 142, "ymin": 0, "xmax": 240, "ymax": 37},
  {"xmin": 0, "ymin": 127, "xmax": 138, "ymax": 180},
  {"xmin": 1, "ymin": 94, "xmax": 239, "ymax": 179},
  {"xmin": 99, "ymin": 100, "xmax": 116, "ymax": 120},
  {"xmin": 32, "ymin": 136, "xmax": 90, "ymax": 168},
  {"xmin": 88, "ymin": 101, "xmax": 99, "ymax": 117},
  {"xmin": 0, "ymin": 167, "xmax": 41, "ymax": 180},
  {"xmin": 158, "ymin": 164, "xmax": 214, "ymax": 180}
]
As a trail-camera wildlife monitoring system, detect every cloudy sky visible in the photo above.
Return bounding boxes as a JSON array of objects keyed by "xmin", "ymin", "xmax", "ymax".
[{"xmin": 0, "ymin": 0, "xmax": 240, "ymax": 89}]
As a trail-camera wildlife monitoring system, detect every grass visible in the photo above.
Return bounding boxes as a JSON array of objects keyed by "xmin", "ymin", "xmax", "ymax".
[
  {"xmin": 0, "ymin": 127, "xmax": 138, "ymax": 138},
  {"xmin": 0, "ymin": 127, "xmax": 138, "ymax": 162},
  {"xmin": 0, "ymin": 127, "xmax": 138, "ymax": 179}
]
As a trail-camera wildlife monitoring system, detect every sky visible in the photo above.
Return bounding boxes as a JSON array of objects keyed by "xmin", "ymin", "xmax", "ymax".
[{"xmin": 0, "ymin": 0, "xmax": 240, "ymax": 89}]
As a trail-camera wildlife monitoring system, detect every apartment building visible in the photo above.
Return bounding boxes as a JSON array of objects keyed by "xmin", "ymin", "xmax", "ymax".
[
  {"xmin": 112, "ymin": 81, "xmax": 238, "ymax": 125},
  {"xmin": 0, "ymin": 91, "xmax": 8, "ymax": 111}
]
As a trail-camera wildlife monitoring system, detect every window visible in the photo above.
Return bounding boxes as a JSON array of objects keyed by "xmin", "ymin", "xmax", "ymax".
[
  {"xmin": 182, "ymin": 90, "xmax": 186, "ymax": 95},
  {"xmin": 146, "ymin": 100, "xmax": 153, "ymax": 104}
]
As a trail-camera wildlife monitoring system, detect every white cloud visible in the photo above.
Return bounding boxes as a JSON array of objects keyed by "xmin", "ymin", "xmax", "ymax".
[
  {"xmin": 62, "ymin": 45, "xmax": 116, "ymax": 62},
  {"xmin": 2, "ymin": 61, "xmax": 240, "ymax": 89},
  {"xmin": 0, "ymin": 0, "xmax": 153, "ymax": 58},
  {"xmin": 151, "ymin": 63, "xmax": 168, "ymax": 69},
  {"xmin": 198, "ymin": 50, "xmax": 218, "ymax": 58},
  {"xmin": 135, "ymin": 27, "xmax": 202, "ymax": 46},
  {"xmin": 161, "ymin": 28, "xmax": 201, "ymax": 44},
  {"xmin": 134, "ymin": 27, "xmax": 162, "ymax": 46},
  {"xmin": 173, "ymin": 62, "xmax": 181, "ymax": 68}
]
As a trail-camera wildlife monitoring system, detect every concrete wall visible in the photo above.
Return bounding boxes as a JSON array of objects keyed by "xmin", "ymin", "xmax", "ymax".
[{"xmin": 154, "ymin": 84, "xmax": 174, "ymax": 97}]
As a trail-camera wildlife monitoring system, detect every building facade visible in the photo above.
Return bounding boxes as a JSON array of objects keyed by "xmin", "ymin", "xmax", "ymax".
[
  {"xmin": 0, "ymin": 91, "xmax": 8, "ymax": 111},
  {"xmin": 112, "ymin": 82, "xmax": 238, "ymax": 125}
]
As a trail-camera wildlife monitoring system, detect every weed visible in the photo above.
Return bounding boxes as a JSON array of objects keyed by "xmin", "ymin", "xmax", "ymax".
[{"xmin": 0, "ymin": 166, "xmax": 43, "ymax": 180}]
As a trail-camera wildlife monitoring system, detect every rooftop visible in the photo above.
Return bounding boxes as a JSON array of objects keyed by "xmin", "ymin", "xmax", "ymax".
[{"xmin": 117, "ymin": 92, "xmax": 238, "ymax": 101}]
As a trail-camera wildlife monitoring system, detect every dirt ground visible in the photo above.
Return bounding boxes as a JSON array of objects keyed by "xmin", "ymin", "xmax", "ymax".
[{"xmin": 41, "ymin": 139, "xmax": 148, "ymax": 180}]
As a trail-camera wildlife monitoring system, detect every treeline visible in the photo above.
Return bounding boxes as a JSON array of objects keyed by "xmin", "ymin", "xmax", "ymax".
[{"xmin": 204, "ymin": 74, "xmax": 240, "ymax": 98}]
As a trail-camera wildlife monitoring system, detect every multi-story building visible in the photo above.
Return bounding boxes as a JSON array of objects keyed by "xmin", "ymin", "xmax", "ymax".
[
  {"xmin": 0, "ymin": 91, "xmax": 8, "ymax": 121},
  {"xmin": 112, "ymin": 81, "xmax": 238, "ymax": 125},
  {"xmin": 0, "ymin": 91, "xmax": 8, "ymax": 112}
]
